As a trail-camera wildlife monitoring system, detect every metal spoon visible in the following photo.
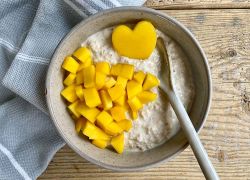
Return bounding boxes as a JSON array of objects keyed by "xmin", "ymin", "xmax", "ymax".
[{"xmin": 157, "ymin": 37, "xmax": 219, "ymax": 180}]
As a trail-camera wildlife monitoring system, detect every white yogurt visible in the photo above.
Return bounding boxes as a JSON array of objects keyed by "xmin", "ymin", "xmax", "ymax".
[{"xmin": 81, "ymin": 27, "xmax": 195, "ymax": 151}]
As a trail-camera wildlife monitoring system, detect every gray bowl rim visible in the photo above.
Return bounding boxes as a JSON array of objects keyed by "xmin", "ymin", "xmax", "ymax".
[{"xmin": 46, "ymin": 6, "xmax": 212, "ymax": 171}]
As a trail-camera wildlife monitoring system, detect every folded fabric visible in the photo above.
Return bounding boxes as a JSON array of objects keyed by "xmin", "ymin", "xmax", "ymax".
[{"xmin": 0, "ymin": 0, "xmax": 145, "ymax": 179}]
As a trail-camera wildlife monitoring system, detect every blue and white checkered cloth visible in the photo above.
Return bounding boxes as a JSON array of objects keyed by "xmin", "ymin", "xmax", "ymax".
[{"xmin": 0, "ymin": 0, "xmax": 145, "ymax": 179}]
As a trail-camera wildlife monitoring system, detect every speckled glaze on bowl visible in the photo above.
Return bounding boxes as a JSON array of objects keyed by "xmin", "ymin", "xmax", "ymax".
[{"xmin": 46, "ymin": 7, "xmax": 212, "ymax": 171}]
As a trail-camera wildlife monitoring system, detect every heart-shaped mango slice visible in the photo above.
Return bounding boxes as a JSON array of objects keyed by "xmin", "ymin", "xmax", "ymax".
[{"xmin": 112, "ymin": 21, "xmax": 157, "ymax": 60}]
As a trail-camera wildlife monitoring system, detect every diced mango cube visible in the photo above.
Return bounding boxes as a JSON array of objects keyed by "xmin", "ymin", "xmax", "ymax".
[
  {"xmin": 83, "ymin": 65, "xmax": 95, "ymax": 88},
  {"xmin": 68, "ymin": 100, "xmax": 81, "ymax": 118},
  {"xmin": 73, "ymin": 47, "xmax": 91, "ymax": 63},
  {"xmin": 99, "ymin": 90, "xmax": 113, "ymax": 110},
  {"xmin": 63, "ymin": 73, "xmax": 76, "ymax": 86},
  {"xmin": 103, "ymin": 77, "xmax": 116, "ymax": 89},
  {"xmin": 110, "ymin": 64, "xmax": 122, "ymax": 76},
  {"xmin": 76, "ymin": 70, "xmax": 84, "ymax": 85},
  {"xmin": 78, "ymin": 63, "xmax": 85, "ymax": 72},
  {"xmin": 137, "ymin": 91, "xmax": 157, "ymax": 104},
  {"xmin": 127, "ymin": 96, "xmax": 143, "ymax": 112},
  {"xmin": 61, "ymin": 85, "xmax": 78, "ymax": 102},
  {"xmin": 77, "ymin": 102, "xmax": 100, "ymax": 123},
  {"xmin": 91, "ymin": 129, "xmax": 110, "ymax": 140},
  {"xmin": 133, "ymin": 71, "xmax": 146, "ymax": 84},
  {"xmin": 75, "ymin": 85, "xmax": 84, "ymax": 101},
  {"xmin": 126, "ymin": 80, "xmax": 142, "ymax": 99},
  {"xmin": 92, "ymin": 139, "xmax": 108, "ymax": 149},
  {"xmin": 116, "ymin": 76, "xmax": 128, "ymax": 89},
  {"xmin": 82, "ymin": 121, "xmax": 110, "ymax": 140},
  {"xmin": 111, "ymin": 63, "xmax": 134, "ymax": 80},
  {"xmin": 117, "ymin": 119, "xmax": 132, "ymax": 132},
  {"xmin": 104, "ymin": 122, "xmax": 123, "ymax": 136},
  {"xmin": 75, "ymin": 118, "xmax": 86, "ymax": 133},
  {"xmin": 95, "ymin": 72, "xmax": 106, "ymax": 90},
  {"xmin": 110, "ymin": 106, "xmax": 126, "ymax": 122},
  {"xmin": 96, "ymin": 111, "xmax": 113, "ymax": 129},
  {"xmin": 77, "ymin": 57, "xmax": 92, "ymax": 71},
  {"xmin": 62, "ymin": 56, "xmax": 79, "ymax": 73},
  {"xmin": 123, "ymin": 102, "xmax": 130, "ymax": 111},
  {"xmin": 131, "ymin": 110, "xmax": 138, "ymax": 120},
  {"xmin": 113, "ymin": 93, "xmax": 126, "ymax": 106},
  {"xmin": 108, "ymin": 84, "xmax": 125, "ymax": 101},
  {"xmin": 121, "ymin": 64, "xmax": 134, "ymax": 79},
  {"xmin": 96, "ymin": 62, "xmax": 110, "ymax": 75},
  {"xmin": 142, "ymin": 73, "xmax": 160, "ymax": 90},
  {"xmin": 82, "ymin": 88, "xmax": 101, "ymax": 108},
  {"xmin": 111, "ymin": 133, "xmax": 124, "ymax": 154}
]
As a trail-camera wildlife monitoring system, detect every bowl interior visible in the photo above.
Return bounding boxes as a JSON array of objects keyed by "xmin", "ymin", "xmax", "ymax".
[{"xmin": 46, "ymin": 8, "xmax": 211, "ymax": 170}]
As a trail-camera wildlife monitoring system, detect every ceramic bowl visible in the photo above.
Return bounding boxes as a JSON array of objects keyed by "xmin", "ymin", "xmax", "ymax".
[{"xmin": 46, "ymin": 7, "xmax": 211, "ymax": 171}]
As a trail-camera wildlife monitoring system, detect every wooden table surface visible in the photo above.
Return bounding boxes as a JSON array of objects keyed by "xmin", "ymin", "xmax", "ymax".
[{"xmin": 39, "ymin": 1, "xmax": 250, "ymax": 179}]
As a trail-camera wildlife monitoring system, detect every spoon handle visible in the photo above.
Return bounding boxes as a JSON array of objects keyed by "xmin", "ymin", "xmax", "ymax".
[{"xmin": 164, "ymin": 89, "xmax": 219, "ymax": 180}]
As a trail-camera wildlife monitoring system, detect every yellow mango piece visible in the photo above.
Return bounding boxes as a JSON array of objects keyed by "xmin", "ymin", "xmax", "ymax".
[
  {"xmin": 142, "ymin": 73, "xmax": 160, "ymax": 90},
  {"xmin": 127, "ymin": 96, "xmax": 143, "ymax": 112},
  {"xmin": 103, "ymin": 77, "xmax": 116, "ymax": 89},
  {"xmin": 133, "ymin": 71, "xmax": 146, "ymax": 84},
  {"xmin": 82, "ymin": 121, "xmax": 110, "ymax": 140},
  {"xmin": 96, "ymin": 111, "xmax": 113, "ymax": 129},
  {"xmin": 61, "ymin": 85, "xmax": 78, "ymax": 103},
  {"xmin": 77, "ymin": 57, "xmax": 92, "ymax": 71},
  {"xmin": 63, "ymin": 73, "xmax": 76, "ymax": 86},
  {"xmin": 111, "ymin": 133, "xmax": 124, "ymax": 154},
  {"xmin": 110, "ymin": 64, "xmax": 122, "ymax": 76},
  {"xmin": 82, "ymin": 88, "xmax": 101, "ymax": 108},
  {"xmin": 78, "ymin": 63, "xmax": 85, "ymax": 72},
  {"xmin": 116, "ymin": 76, "xmax": 128, "ymax": 89},
  {"xmin": 62, "ymin": 56, "xmax": 79, "ymax": 73},
  {"xmin": 110, "ymin": 106, "xmax": 126, "ymax": 122},
  {"xmin": 96, "ymin": 62, "xmax": 110, "ymax": 75},
  {"xmin": 68, "ymin": 100, "xmax": 81, "ymax": 118},
  {"xmin": 112, "ymin": 21, "xmax": 157, "ymax": 59},
  {"xmin": 95, "ymin": 72, "xmax": 106, "ymax": 90},
  {"xmin": 77, "ymin": 102, "xmax": 100, "ymax": 123},
  {"xmin": 75, "ymin": 118, "xmax": 86, "ymax": 133},
  {"xmin": 108, "ymin": 84, "xmax": 125, "ymax": 101},
  {"xmin": 123, "ymin": 102, "xmax": 130, "ymax": 111},
  {"xmin": 99, "ymin": 90, "xmax": 113, "ymax": 110},
  {"xmin": 111, "ymin": 63, "xmax": 134, "ymax": 80},
  {"xmin": 76, "ymin": 70, "xmax": 84, "ymax": 85},
  {"xmin": 73, "ymin": 47, "xmax": 91, "ymax": 63},
  {"xmin": 137, "ymin": 91, "xmax": 157, "ymax": 104},
  {"xmin": 104, "ymin": 122, "xmax": 123, "ymax": 136},
  {"xmin": 113, "ymin": 93, "xmax": 126, "ymax": 106},
  {"xmin": 75, "ymin": 85, "xmax": 84, "ymax": 101},
  {"xmin": 92, "ymin": 139, "xmax": 108, "ymax": 149},
  {"xmin": 83, "ymin": 65, "xmax": 95, "ymax": 88},
  {"xmin": 117, "ymin": 119, "xmax": 132, "ymax": 132},
  {"xmin": 126, "ymin": 80, "xmax": 142, "ymax": 99},
  {"xmin": 120, "ymin": 64, "xmax": 134, "ymax": 80},
  {"xmin": 131, "ymin": 110, "xmax": 138, "ymax": 120}
]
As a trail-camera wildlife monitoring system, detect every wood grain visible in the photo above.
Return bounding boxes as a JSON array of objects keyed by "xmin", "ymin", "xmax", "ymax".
[
  {"xmin": 39, "ymin": 9, "xmax": 250, "ymax": 180},
  {"xmin": 145, "ymin": 0, "xmax": 250, "ymax": 9}
]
